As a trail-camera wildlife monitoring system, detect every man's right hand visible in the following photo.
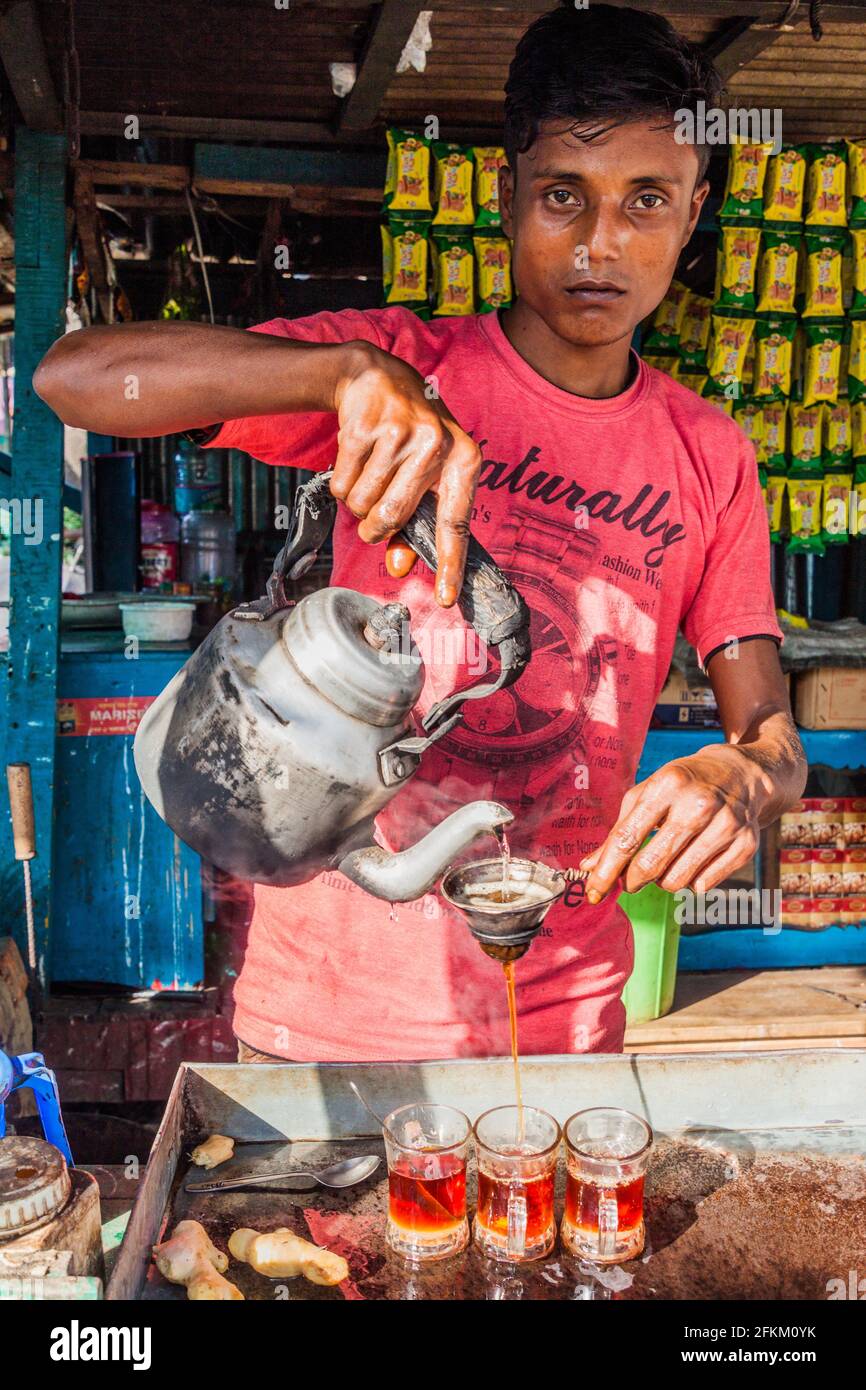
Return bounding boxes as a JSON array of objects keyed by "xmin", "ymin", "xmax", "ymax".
[{"xmin": 331, "ymin": 342, "xmax": 482, "ymax": 607}]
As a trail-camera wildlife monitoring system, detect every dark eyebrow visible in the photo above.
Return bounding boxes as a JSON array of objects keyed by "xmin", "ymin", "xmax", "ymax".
[{"xmin": 532, "ymin": 168, "xmax": 684, "ymax": 187}]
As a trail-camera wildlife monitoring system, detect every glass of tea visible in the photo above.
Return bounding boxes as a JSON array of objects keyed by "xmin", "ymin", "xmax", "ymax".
[
  {"xmin": 384, "ymin": 1102, "xmax": 471, "ymax": 1260},
  {"xmin": 561, "ymin": 1107, "xmax": 652, "ymax": 1264},
  {"xmin": 473, "ymin": 1105, "xmax": 561, "ymax": 1263}
]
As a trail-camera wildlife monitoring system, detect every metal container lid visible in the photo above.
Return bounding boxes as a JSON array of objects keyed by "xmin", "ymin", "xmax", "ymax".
[
  {"xmin": 0, "ymin": 1136, "xmax": 71, "ymax": 1238},
  {"xmin": 282, "ymin": 587, "xmax": 424, "ymax": 727}
]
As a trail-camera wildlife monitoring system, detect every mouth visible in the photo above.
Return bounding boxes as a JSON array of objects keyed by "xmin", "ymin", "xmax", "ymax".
[{"xmin": 564, "ymin": 280, "xmax": 627, "ymax": 306}]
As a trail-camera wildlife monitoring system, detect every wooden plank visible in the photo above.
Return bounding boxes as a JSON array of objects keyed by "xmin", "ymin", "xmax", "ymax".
[
  {"xmin": 4, "ymin": 130, "xmax": 67, "ymax": 986},
  {"xmin": 704, "ymin": 17, "xmax": 782, "ymax": 81},
  {"xmin": 73, "ymin": 160, "xmax": 189, "ymax": 190},
  {"xmin": 625, "ymin": 966, "xmax": 866, "ymax": 1048},
  {"xmin": 78, "ymin": 111, "xmax": 337, "ymax": 144},
  {"xmin": 340, "ymin": 0, "xmax": 422, "ymax": 131},
  {"xmin": 73, "ymin": 169, "xmax": 112, "ymax": 321},
  {"xmin": 0, "ymin": 0, "xmax": 62, "ymax": 132},
  {"xmin": 193, "ymin": 142, "xmax": 385, "ymax": 190}
]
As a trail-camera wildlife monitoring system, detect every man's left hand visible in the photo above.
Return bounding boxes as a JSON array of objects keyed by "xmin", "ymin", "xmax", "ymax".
[{"xmin": 579, "ymin": 743, "xmax": 776, "ymax": 902}]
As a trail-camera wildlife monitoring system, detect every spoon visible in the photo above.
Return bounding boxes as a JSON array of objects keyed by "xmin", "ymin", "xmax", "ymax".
[
  {"xmin": 185, "ymin": 1154, "xmax": 380, "ymax": 1194},
  {"xmin": 349, "ymin": 1081, "xmax": 397, "ymax": 1139}
]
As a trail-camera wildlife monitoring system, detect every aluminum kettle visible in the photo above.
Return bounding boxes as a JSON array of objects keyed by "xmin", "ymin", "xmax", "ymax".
[{"xmin": 133, "ymin": 470, "xmax": 531, "ymax": 898}]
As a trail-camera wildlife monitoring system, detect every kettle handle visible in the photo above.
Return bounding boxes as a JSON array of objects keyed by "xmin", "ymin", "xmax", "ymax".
[{"xmin": 235, "ymin": 469, "xmax": 532, "ymax": 728}]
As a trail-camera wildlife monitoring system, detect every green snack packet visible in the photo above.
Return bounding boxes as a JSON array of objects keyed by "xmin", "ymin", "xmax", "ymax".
[
  {"xmin": 473, "ymin": 147, "xmax": 506, "ymax": 228},
  {"xmin": 822, "ymin": 470, "xmax": 853, "ymax": 544},
  {"xmin": 732, "ymin": 398, "xmax": 764, "ymax": 457},
  {"xmin": 753, "ymin": 317, "xmax": 797, "ymax": 398},
  {"xmin": 474, "ymin": 235, "xmax": 512, "ymax": 313},
  {"xmin": 386, "ymin": 217, "xmax": 431, "ymax": 304},
  {"xmin": 678, "ymin": 292, "xmax": 713, "ymax": 367}
]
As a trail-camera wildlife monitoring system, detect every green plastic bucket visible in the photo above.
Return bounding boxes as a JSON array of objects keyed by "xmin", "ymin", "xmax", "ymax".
[{"xmin": 618, "ymin": 881, "xmax": 681, "ymax": 1025}]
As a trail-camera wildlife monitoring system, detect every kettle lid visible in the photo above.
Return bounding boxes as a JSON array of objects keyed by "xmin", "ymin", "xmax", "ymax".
[{"xmin": 282, "ymin": 587, "xmax": 424, "ymax": 727}]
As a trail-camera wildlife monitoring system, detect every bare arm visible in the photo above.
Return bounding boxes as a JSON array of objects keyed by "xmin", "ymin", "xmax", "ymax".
[
  {"xmin": 581, "ymin": 640, "xmax": 806, "ymax": 899},
  {"xmin": 34, "ymin": 321, "xmax": 482, "ymax": 605}
]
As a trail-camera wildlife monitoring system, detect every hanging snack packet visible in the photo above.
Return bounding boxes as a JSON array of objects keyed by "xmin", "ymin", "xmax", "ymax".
[
  {"xmin": 854, "ymin": 401, "xmax": 866, "ymax": 462},
  {"xmin": 380, "ymin": 223, "xmax": 393, "ymax": 300},
  {"xmin": 706, "ymin": 314, "xmax": 755, "ymax": 393},
  {"xmin": 432, "ymin": 143, "xmax": 474, "ymax": 226},
  {"xmin": 678, "ymin": 292, "xmax": 713, "ymax": 367},
  {"xmin": 677, "ymin": 370, "xmax": 708, "ymax": 396},
  {"xmin": 753, "ymin": 317, "xmax": 796, "ymax": 398},
  {"xmin": 849, "ymin": 320, "xmax": 866, "ymax": 401},
  {"xmin": 756, "ymin": 231, "xmax": 799, "ymax": 314},
  {"xmin": 473, "ymin": 147, "xmax": 506, "ymax": 228},
  {"xmin": 642, "ymin": 354, "xmax": 678, "ymax": 377},
  {"xmin": 733, "ymin": 398, "xmax": 764, "ymax": 455},
  {"xmin": 386, "ymin": 129, "xmax": 432, "ymax": 214},
  {"xmin": 715, "ymin": 226, "xmax": 761, "ymax": 311},
  {"xmin": 386, "ymin": 219, "xmax": 431, "ymax": 305},
  {"xmin": 803, "ymin": 322, "xmax": 844, "ymax": 406},
  {"xmin": 432, "ymin": 232, "xmax": 474, "ymax": 315},
  {"xmin": 855, "ymin": 456, "xmax": 866, "ymax": 538},
  {"xmin": 644, "ymin": 279, "xmax": 689, "ymax": 351},
  {"xmin": 805, "ymin": 143, "xmax": 848, "ymax": 227},
  {"xmin": 765, "ymin": 470, "xmax": 787, "ymax": 542},
  {"xmin": 825, "ymin": 399, "xmax": 852, "ymax": 466},
  {"xmin": 801, "ymin": 232, "xmax": 846, "ymax": 318},
  {"xmin": 849, "ymin": 140, "xmax": 866, "ymax": 227},
  {"xmin": 474, "ymin": 235, "xmax": 512, "ymax": 312},
  {"xmin": 851, "ymin": 229, "xmax": 866, "ymax": 316},
  {"xmin": 720, "ymin": 141, "xmax": 774, "ymax": 221},
  {"xmin": 763, "ymin": 147, "xmax": 807, "ymax": 225},
  {"xmin": 822, "ymin": 470, "xmax": 852, "ymax": 544},
  {"xmin": 789, "ymin": 402, "xmax": 824, "ymax": 469},
  {"xmin": 787, "ymin": 472, "xmax": 825, "ymax": 554},
  {"xmin": 701, "ymin": 384, "xmax": 735, "ymax": 417},
  {"xmin": 762, "ymin": 400, "xmax": 788, "ymax": 468}
]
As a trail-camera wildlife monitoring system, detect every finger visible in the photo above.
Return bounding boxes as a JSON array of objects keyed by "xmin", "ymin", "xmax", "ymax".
[
  {"xmin": 690, "ymin": 827, "xmax": 759, "ymax": 895},
  {"xmin": 433, "ymin": 438, "xmax": 481, "ymax": 606},
  {"xmin": 386, "ymin": 537, "xmax": 418, "ymax": 578},
  {"xmin": 659, "ymin": 812, "xmax": 757, "ymax": 894},
  {"xmin": 583, "ymin": 790, "xmax": 672, "ymax": 904},
  {"xmin": 331, "ymin": 425, "xmax": 375, "ymax": 502},
  {"xmin": 345, "ymin": 427, "xmax": 417, "ymax": 518},
  {"xmin": 622, "ymin": 800, "xmax": 719, "ymax": 894},
  {"xmin": 357, "ymin": 430, "xmax": 446, "ymax": 545}
]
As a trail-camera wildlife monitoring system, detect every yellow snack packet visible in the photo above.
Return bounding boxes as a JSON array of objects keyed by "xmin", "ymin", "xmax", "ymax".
[
  {"xmin": 387, "ymin": 129, "xmax": 432, "ymax": 214},
  {"xmin": 380, "ymin": 223, "xmax": 393, "ymax": 297},
  {"xmin": 386, "ymin": 220, "xmax": 430, "ymax": 304},
  {"xmin": 473, "ymin": 147, "xmax": 506, "ymax": 228},
  {"xmin": 789, "ymin": 402, "xmax": 824, "ymax": 468},
  {"xmin": 678, "ymin": 293, "xmax": 713, "ymax": 366},
  {"xmin": 733, "ymin": 399, "xmax": 764, "ymax": 455},
  {"xmin": 761, "ymin": 400, "xmax": 787, "ymax": 467},
  {"xmin": 715, "ymin": 226, "xmax": 761, "ymax": 311},
  {"xmin": 432, "ymin": 143, "xmax": 474, "ymax": 226},
  {"xmin": 803, "ymin": 323, "xmax": 844, "ymax": 406},
  {"xmin": 802, "ymin": 233, "xmax": 846, "ymax": 318},
  {"xmin": 850, "ymin": 320, "xmax": 866, "ymax": 401},
  {"xmin": 707, "ymin": 315, "xmax": 755, "ymax": 391},
  {"xmin": 849, "ymin": 139, "xmax": 866, "ymax": 226},
  {"xmin": 765, "ymin": 472, "xmax": 786, "ymax": 537},
  {"xmin": 756, "ymin": 232, "xmax": 799, "ymax": 314},
  {"xmin": 825, "ymin": 400, "xmax": 852, "ymax": 465},
  {"xmin": 474, "ymin": 235, "xmax": 512, "ymax": 312},
  {"xmin": 851, "ymin": 228, "xmax": 866, "ymax": 316},
  {"xmin": 853, "ymin": 400, "xmax": 866, "ymax": 460},
  {"xmin": 432, "ymin": 233, "xmax": 474, "ymax": 315},
  {"xmin": 642, "ymin": 354, "xmax": 678, "ymax": 377},
  {"xmin": 754, "ymin": 319, "xmax": 796, "ymax": 398},
  {"xmin": 645, "ymin": 279, "xmax": 689, "ymax": 351},
  {"xmin": 720, "ymin": 141, "xmax": 774, "ymax": 221},
  {"xmin": 805, "ymin": 143, "xmax": 847, "ymax": 227},
  {"xmin": 787, "ymin": 475, "xmax": 824, "ymax": 552},
  {"xmin": 677, "ymin": 370, "xmax": 709, "ymax": 395},
  {"xmin": 822, "ymin": 470, "xmax": 852, "ymax": 542},
  {"xmin": 763, "ymin": 147, "xmax": 807, "ymax": 225}
]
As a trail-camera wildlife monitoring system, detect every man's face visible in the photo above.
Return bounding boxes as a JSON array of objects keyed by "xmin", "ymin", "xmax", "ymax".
[{"xmin": 500, "ymin": 118, "xmax": 708, "ymax": 348}]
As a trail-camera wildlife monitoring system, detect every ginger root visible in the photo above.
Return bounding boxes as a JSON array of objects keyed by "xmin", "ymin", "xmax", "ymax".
[
  {"xmin": 191, "ymin": 1133, "xmax": 235, "ymax": 1169},
  {"xmin": 153, "ymin": 1219, "xmax": 243, "ymax": 1300},
  {"xmin": 229, "ymin": 1227, "xmax": 349, "ymax": 1286}
]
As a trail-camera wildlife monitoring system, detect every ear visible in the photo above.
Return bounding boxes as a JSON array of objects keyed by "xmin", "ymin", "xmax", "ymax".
[
  {"xmin": 499, "ymin": 164, "xmax": 515, "ymax": 239},
  {"xmin": 683, "ymin": 176, "xmax": 710, "ymax": 246}
]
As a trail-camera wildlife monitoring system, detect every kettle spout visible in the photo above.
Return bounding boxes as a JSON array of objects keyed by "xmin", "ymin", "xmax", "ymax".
[{"xmin": 338, "ymin": 801, "xmax": 513, "ymax": 903}]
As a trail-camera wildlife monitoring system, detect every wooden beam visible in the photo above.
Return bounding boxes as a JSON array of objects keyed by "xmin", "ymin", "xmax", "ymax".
[
  {"xmin": 71, "ymin": 160, "xmax": 189, "ymax": 191},
  {"xmin": 78, "ymin": 111, "xmax": 337, "ymax": 146},
  {"xmin": 339, "ymin": 0, "xmax": 422, "ymax": 133},
  {"xmin": 73, "ymin": 168, "xmax": 113, "ymax": 320},
  {"xmin": 0, "ymin": 0, "xmax": 62, "ymax": 132},
  {"xmin": 705, "ymin": 16, "xmax": 786, "ymax": 81}
]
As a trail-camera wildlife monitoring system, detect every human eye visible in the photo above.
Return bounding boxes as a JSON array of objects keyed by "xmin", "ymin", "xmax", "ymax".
[
  {"xmin": 631, "ymin": 191, "xmax": 667, "ymax": 210},
  {"xmin": 545, "ymin": 187, "xmax": 578, "ymax": 207}
]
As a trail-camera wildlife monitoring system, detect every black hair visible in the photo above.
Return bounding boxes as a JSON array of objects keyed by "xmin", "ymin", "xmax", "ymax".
[{"xmin": 504, "ymin": 2, "xmax": 723, "ymax": 180}]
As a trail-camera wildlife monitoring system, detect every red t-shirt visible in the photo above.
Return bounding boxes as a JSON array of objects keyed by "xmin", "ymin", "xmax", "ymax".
[{"xmin": 205, "ymin": 307, "xmax": 781, "ymax": 1061}]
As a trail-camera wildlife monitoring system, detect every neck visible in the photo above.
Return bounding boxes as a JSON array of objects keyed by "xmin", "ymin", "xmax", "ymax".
[{"xmin": 500, "ymin": 300, "xmax": 635, "ymax": 399}]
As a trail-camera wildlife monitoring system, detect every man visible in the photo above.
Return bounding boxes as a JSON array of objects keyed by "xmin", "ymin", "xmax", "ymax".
[{"xmin": 36, "ymin": 3, "xmax": 805, "ymax": 1062}]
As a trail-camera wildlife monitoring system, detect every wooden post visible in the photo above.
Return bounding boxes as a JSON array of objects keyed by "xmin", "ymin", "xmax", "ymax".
[{"xmin": 6, "ymin": 128, "xmax": 67, "ymax": 984}]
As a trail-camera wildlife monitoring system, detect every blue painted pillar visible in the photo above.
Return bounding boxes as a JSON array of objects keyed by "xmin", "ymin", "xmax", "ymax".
[{"xmin": 6, "ymin": 129, "xmax": 67, "ymax": 983}]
